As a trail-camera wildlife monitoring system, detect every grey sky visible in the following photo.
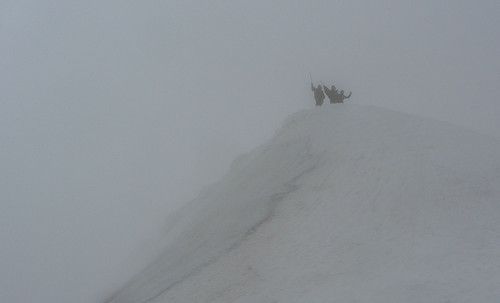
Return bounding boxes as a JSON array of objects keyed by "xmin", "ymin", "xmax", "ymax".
[{"xmin": 1, "ymin": 1, "xmax": 499, "ymax": 303}]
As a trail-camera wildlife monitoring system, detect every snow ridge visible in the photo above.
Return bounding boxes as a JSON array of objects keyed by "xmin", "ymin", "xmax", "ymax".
[
  {"xmin": 104, "ymin": 109, "xmax": 321, "ymax": 303},
  {"xmin": 105, "ymin": 105, "xmax": 500, "ymax": 303}
]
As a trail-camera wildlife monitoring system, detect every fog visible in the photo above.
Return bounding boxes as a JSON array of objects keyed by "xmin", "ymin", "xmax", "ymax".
[{"xmin": 1, "ymin": 1, "xmax": 499, "ymax": 303}]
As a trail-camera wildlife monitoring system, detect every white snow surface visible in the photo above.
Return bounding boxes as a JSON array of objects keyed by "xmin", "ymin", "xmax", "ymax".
[{"xmin": 105, "ymin": 104, "xmax": 500, "ymax": 303}]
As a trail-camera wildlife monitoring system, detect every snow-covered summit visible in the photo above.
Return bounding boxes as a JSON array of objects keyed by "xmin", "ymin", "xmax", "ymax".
[{"xmin": 105, "ymin": 104, "xmax": 500, "ymax": 303}]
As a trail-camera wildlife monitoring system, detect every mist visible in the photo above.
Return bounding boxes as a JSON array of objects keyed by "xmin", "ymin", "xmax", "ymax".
[{"xmin": 1, "ymin": 1, "xmax": 499, "ymax": 303}]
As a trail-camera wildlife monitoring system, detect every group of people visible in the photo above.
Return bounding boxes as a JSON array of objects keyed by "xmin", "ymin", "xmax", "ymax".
[{"xmin": 311, "ymin": 82, "xmax": 352, "ymax": 106}]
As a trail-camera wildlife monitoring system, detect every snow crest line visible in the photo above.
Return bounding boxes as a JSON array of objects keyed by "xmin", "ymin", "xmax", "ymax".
[
  {"xmin": 106, "ymin": 105, "xmax": 500, "ymax": 303},
  {"xmin": 103, "ymin": 123, "xmax": 320, "ymax": 303}
]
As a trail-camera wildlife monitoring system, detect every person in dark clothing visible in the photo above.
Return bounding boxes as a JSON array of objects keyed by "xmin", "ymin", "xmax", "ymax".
[
  {"xmin": 337, "ymin": 90, "xmax": 352, "ymax": 103},
  {"xmin": 323, "ymin": 85, "xmax": 338, "ymax": 104},
  {"xmin": 311, "ymin": 83, "xmax": 325, "ymax": 106}
]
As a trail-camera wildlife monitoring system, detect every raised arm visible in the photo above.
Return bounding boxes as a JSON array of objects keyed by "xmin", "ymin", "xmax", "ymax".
[{"xmin": 322, "ymin": 85, "xmax": 330, "ymax": 94}]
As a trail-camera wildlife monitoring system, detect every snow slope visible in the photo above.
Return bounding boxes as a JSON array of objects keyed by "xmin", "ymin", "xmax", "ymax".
[{"xmin": 105, "ymin": 104, "xmax": 500, "ymax": 303}]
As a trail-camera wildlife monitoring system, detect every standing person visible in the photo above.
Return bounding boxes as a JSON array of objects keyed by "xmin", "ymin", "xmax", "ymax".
[
  {"xmin": 323, "ymin": 85, "xmax": 338, "ymax": 104},
  {"xmin": 337, "ymin": 90, "xmax": 352, "ymax": 103},
  {"xmin": 311, "ymin": 83, "xmax": 325, "ymax": 106}
]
